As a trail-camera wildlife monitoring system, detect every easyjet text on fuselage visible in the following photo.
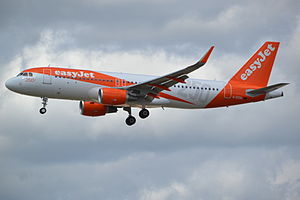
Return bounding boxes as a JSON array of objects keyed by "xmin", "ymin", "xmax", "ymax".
[{"xmin": 55, "ymin": 70, "xmax": 95, "ymax": 78}]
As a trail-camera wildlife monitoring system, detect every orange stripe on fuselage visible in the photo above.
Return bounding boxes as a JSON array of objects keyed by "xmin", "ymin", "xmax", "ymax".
[{"xmin": 23, "ymin": 67, "xmax": 134, "ymax": 87}]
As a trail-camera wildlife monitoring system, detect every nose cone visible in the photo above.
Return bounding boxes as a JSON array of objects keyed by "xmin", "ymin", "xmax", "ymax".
[{"xmin": 5, "ymin": 78, "xmax": 18, "ymax": 92}]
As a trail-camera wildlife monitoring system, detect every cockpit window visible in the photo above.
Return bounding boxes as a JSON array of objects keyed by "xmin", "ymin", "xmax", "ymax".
[{"xmin": 17, "ymin": 72, "xmax": 33, "ymax": 77}]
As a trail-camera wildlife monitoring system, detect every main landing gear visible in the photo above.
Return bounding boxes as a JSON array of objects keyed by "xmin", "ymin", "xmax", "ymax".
[
  {"xmin": 126, "ymin": 115, "xmax": 136, "ymax": 126},
  {"xmin": 123, "ymin": 107, "xmax": 150, "ymax": 126},
  {"xmin": 139, "ymin": 108, "xmax": 150, "ymax": 119},
  {"xmin": 123, "ymin": 107, "xmax": 135, "ymax": 126},
  {"xmin": 39, "ymin": 97, "xmax": 48, "ymax": 114}
]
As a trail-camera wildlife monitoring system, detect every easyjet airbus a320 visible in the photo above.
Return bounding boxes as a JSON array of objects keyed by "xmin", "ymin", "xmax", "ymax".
[{"xmin": 5, "ymin": 41, "xmax": 288, "ymax": 126}]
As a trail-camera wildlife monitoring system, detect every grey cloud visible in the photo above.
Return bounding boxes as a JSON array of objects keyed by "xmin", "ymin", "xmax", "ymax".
[
  {"xmin": 1, "ymin": 0, "xmax": 299, "ymax": 61},
  {"xmin": 1, "ymin": 147, "xmax": 299, "ymax": 200}
]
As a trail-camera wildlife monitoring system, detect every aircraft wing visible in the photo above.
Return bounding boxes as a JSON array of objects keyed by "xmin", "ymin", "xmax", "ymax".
[{"xmin": 124, "ymin": 46, "xmax": 214, "ymax": 100}]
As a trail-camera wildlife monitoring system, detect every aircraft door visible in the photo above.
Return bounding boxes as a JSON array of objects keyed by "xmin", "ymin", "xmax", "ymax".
[
  {"xmin": 224, "ymin": 83, "xmax": 232, "ymax": 99},
  {"xmin": 43, "ymin": 69, "xmax": 52, "ymax": 84},
  {"xmin": 115, "ymin": 78, "xmax": 125, "ymax": 87},
  {"xmin": 115, "ymin": 78, "xmax": 120, "ymax": 87}
]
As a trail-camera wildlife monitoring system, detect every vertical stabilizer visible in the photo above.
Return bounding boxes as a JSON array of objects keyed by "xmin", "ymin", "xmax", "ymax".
[{"xmin": 230, "ymin": 41, "xmax": 280, "ymax": 87}]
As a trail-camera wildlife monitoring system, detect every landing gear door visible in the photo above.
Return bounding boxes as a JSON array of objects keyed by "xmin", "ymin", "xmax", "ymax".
[{"xmin": 43, "ymin": 69, "xmax": 52, "ymax": 84}]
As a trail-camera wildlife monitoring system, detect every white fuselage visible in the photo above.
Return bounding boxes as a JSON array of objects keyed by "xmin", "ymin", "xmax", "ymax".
[{"xmin": 6, "ymin": 70, "xmax": 226, "ymax": 109}]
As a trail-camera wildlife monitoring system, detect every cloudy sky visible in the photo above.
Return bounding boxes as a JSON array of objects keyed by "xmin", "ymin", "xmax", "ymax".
[{"xmin": 1, "ymin": 0, "xmax": 300, "ymax": 199}]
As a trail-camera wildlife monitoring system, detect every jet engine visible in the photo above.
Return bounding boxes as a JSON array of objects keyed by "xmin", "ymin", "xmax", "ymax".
[
  {"xmin": 79, "ymin": 101, "xmax": 117, "ymax": 117},
  {"xmin": 99, "ymin": 88, "xmax": 131, "ymax": 105}
]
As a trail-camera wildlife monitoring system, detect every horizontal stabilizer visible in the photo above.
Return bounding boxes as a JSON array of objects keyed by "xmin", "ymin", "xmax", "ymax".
[{"xmin": 247, "ymin": 83, "xmax": 289, "ymax": 96}]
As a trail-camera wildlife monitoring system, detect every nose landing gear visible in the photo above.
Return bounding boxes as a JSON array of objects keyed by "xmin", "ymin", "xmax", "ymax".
[
  {"xmin": 39, "ymin": 97, "xmax": 48, "ymax": 114},
  {"xmin": 39, "ymin": 107, "xmax": 47, "ymax": 114}
]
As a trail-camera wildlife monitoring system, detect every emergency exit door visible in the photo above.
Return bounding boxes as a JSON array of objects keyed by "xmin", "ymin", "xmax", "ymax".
[{"xmin": 43, "ymin": 69, "xmax": 52, "ymax": 84}]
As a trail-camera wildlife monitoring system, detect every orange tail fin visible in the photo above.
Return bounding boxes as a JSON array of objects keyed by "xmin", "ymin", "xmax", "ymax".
[{"xmin": 230, "ymin": 41, "xmax": 280, "ymax": 87}]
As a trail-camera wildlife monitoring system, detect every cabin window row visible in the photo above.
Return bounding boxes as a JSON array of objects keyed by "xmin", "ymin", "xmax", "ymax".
[
  {"xmin": 54, "ymin": 76, "xmax": 115, "ymax": 82},
  {"xmin": 54, "ymin": 76, "xmax": 141, "ymax": 84},
  {"xmin": 52, "ymin": 76, "xmax": 218, "ymax": 91},
  {"xmin": 173, "ymin": 85, "xmax": 219, "ymax": 91}
]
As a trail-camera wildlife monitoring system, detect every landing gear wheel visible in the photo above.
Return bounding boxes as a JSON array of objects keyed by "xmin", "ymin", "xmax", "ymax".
[
  {"xmin": 126, "ymin": 116, "xmax": 136, "ymax": 126},
  {"xmin": 39, "ymin": 97, "xmax": 48, "ymax": 114},
  {"xmin": 39, "ymin": 107, "xmax": 47, "ymax": 114},
  {"xmin": 139, "ymin": 108, "xmax": 150, "ymax": 119}
]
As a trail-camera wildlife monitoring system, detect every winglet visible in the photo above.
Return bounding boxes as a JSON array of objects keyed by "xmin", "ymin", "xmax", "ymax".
[{"xmin": 199, "ymin": 46, "xmax": 214, "ymax": 64}]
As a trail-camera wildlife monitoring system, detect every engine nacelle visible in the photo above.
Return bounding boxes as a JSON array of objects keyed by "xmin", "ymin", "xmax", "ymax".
[
  {"xmin": 79, "ymin": 101, "xmax": 117, "ymax": 117},
  {"xmin": 99, "ymin": 88, "xmax": 128, "ymax": 105}
]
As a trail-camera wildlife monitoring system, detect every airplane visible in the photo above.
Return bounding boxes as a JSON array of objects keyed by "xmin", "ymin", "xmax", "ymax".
[{"xmin": 5, "ymin": 41, "xmax": 289, "ymax": 126}]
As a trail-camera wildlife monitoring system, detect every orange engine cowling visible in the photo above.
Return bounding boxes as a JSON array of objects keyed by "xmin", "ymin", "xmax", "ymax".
[
  {"xmin": 99, "ymin": 88, "xmax": 128, "ymax": 105},
  {"xmin": 79, "ymin": 101, "xmax": 117, "ymax": 117}
]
